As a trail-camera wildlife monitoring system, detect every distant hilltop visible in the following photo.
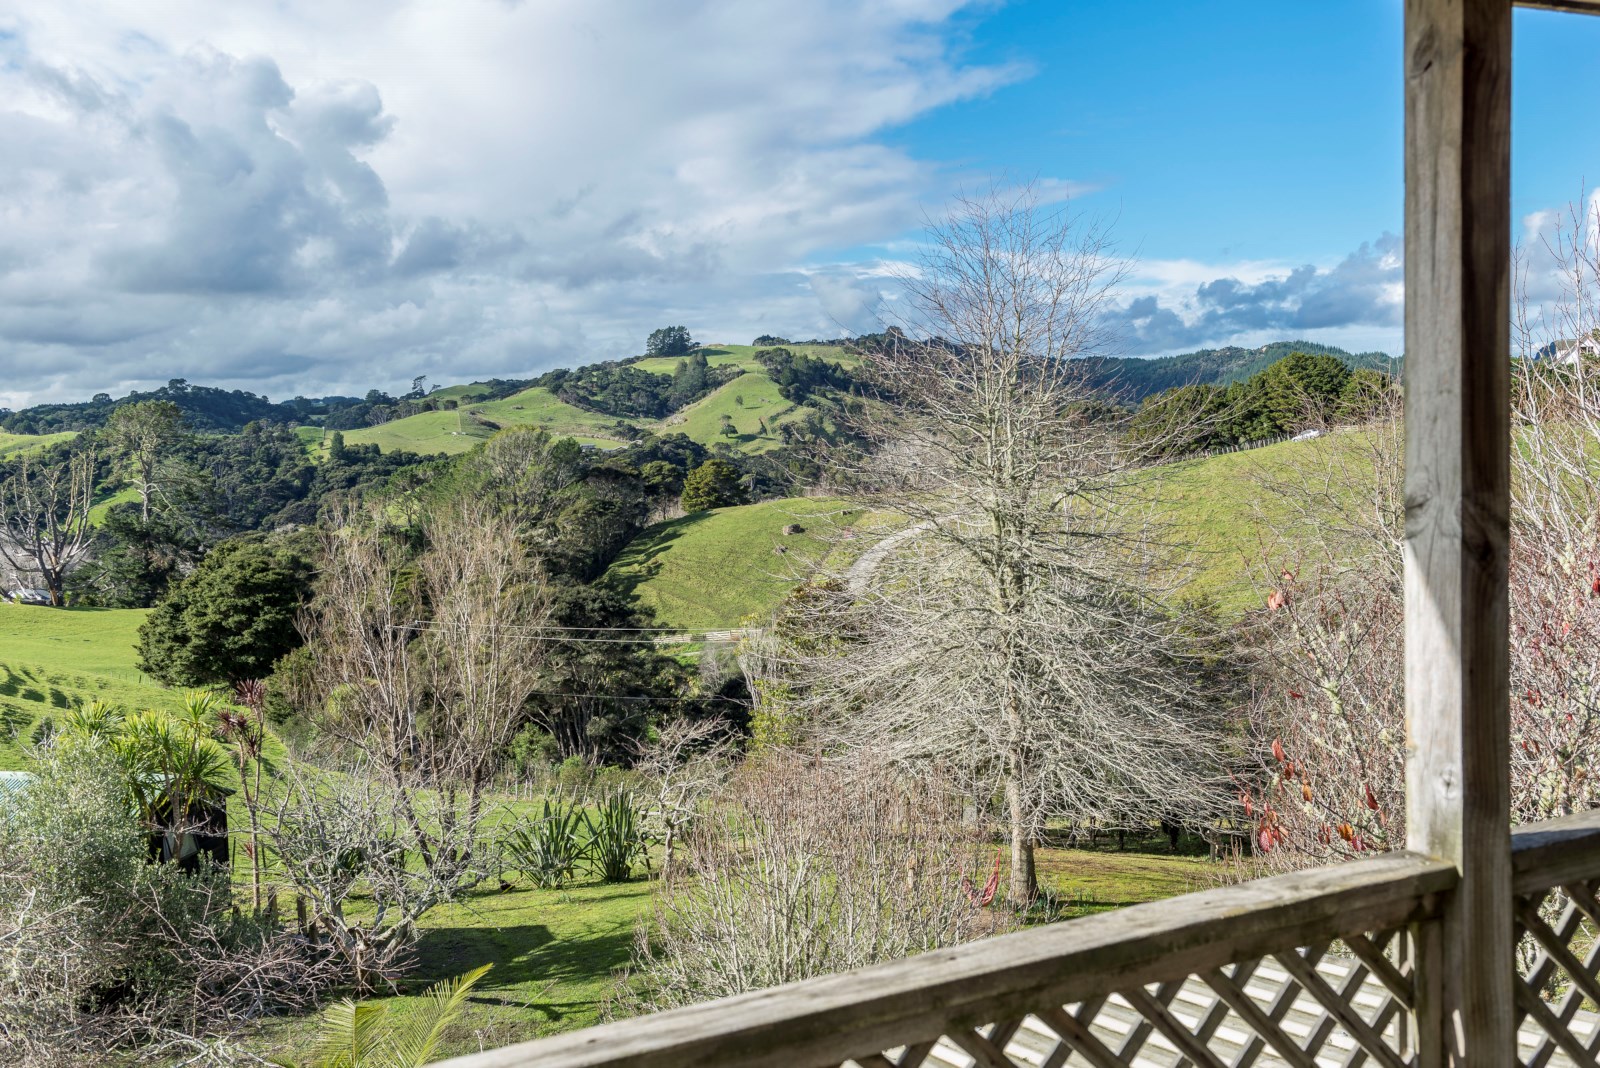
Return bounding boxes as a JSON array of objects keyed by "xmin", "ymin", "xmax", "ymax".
[
  {"xmin": 0, "ymin": 336, "xmax": 1398, "ymax": 436},
  {"xmin": 1079, "ymin": 340, "xmax": 1398, "ymax": 404}
]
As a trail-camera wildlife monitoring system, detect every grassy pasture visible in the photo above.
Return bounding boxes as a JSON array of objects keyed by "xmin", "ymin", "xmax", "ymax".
[
  {"xmin": 603, "ymin": 431, "xmax": 1382, "ymax": 630},
  {"xmin": 651, "ymin": 370, "xmax": 801, "ymax": 452},
  {"xmin": 337, "ymin": 386, "xmax": 624, "ymax": 456},
  {"xmin": 0, "ymin": 603, "xmax": 184, "ymax": 769},
  {"xmin": 605, "ymin": 496, "xmax": 863, "ymax": 630},
  {"xmin": 0, "ymin": 430, "xmax": 76, "ymax": 459}
]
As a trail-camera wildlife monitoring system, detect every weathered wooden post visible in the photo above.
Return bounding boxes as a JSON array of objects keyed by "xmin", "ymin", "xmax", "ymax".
[{"xmin": 1403, "ymin": 0, "xmax": 1514, "ymax": 1063}]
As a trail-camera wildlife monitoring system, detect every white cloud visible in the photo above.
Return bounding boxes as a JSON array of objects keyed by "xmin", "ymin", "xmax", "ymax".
[
  {"xmin": 1104, "ymin": 236, "xmax": 1406, "ymax": 356},
  {"xmin": 0, "ymin": 1, "xmax": 1028, "ymax": 405}
]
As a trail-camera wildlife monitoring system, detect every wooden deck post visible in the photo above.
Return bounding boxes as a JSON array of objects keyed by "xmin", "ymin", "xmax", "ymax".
[{"xmin": 1403, "ymin": 0, "xmax": 1514, "ymax": 1064}]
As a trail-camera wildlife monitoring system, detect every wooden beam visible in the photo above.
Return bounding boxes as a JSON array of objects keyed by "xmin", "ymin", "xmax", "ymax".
[
  {"xmin": 1403, "ymin": 0, "xmax": 1514, "ymax": 1065},
  {"xmin": 429, "ymin": 854, "xmax": 1453, "ymax": 1068},
  {"xmin": 1514, "ymin": 0, "xmax": 1600, "ymax": 15}
]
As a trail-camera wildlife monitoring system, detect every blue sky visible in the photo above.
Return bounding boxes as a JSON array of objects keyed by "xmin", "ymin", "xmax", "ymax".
[{"xmin": 1, "ymin": 1, "xmax": 1598, "ymax": 405}]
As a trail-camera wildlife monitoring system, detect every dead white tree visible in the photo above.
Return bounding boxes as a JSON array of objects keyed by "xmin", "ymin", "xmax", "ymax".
[
  {"xmin": 0, "ymin": 450, "xmax": 97, "ymax": 605},
  {"xmin": 768, "ymin": 187, "xmax": 1231, "ymax": 906}
]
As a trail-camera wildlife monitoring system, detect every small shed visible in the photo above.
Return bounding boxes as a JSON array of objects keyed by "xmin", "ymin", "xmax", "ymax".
[{"xmin": 138, "ymin": 775, "xmax": 232, "ymax": 872}]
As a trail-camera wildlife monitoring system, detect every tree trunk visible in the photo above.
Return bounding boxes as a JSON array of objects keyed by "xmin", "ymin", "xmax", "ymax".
[{"xmin": 1005, "ymin": 776, "xmax": 1037, "ymax": 908}]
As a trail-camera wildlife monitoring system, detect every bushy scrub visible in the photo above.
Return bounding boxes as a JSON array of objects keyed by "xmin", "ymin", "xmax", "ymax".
[
  {"xmin": 623, "ymin": 751, "xmax": 1007, "ymax": 1012},
  {"xmin": 0, "ymin": 742, "xmax": 334, "ymax": 1064}
]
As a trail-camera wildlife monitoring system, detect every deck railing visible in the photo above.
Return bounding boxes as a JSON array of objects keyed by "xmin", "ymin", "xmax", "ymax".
[{"xmin": 430, "ymin": 811, "xmax": 1600, "ymax": 1068}]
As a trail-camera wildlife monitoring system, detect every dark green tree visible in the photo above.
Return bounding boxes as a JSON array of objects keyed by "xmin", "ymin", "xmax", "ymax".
[
  {"xmin": 646, "ymin": 326, "xmax": 694, "ymax": 358},
  {"xmin": 326, "ymin": 430, "xmax": 347, "ymax": 462},
  {"xmin": 136, "ymin": 536, "xmax": 312, "ymax": 686},
  {"xmin": 667, "ymin": 351, "xmax": 710, "ymax": 410},
  {"xmin": 521, "ymin": 583, "xmax": 689, "ymax": 762},
  {"xmin": 1258, "ymin": 351, "xmax": 1352, "ymax": 430},
  {"xmin": 680, "ymin": 458, "xmax": 747, "ymax": 512},
  {"xmin": 1336, "ymin": 367, "xmax": 1398, "ymax": 423}
]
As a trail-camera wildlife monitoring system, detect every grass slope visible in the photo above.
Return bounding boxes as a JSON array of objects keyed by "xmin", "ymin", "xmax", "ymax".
[
  {"xmin": 337, "ymin": 386, "xmax": 624, "ymax": 456},
  {"xmin": 339, "ymin": 345, "xmax": 856, "ymax": 457},
  {"xmin": 629, "ymin": 343, "xmax": 854, "ymax": 377},
  {"xmin": 0, "ymin": 430, "xmax": 75, "ymax": 459},
  {"xmin": 650, "ymin": 371, "xmax": 800, "ymax": 453},
  {"xmin": 0, "ymin": 603, "xmax": 182, "ymax": 769},
  {"xmin": 606, "ymin": 433, "xmax": 1379, "ymax": 629},
  {"xmin": 605, "ymin": 497, "xmax": 864, "ymax": 630}
]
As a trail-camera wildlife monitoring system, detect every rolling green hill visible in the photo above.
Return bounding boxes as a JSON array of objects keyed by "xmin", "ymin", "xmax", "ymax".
[
  {"xmin": 0, "ymin": 430, "xmax": 76, "ymax": 459},
  {"xmin": 604, "ymin": 497, "xmax": 867, "ymax": 630},
  {"xmin": 335, "ymin": 385, "xmax": 626, "ymax": 456},
  {"xmin": 605, "ymin": 433, "xmax": 1380, "ymax": 629},
  {"xmin": 335, "ymin": 344, "xmax": 856, "ymax": 457},
  {"xmin": 1082, "ymin": 340, "xmax": 1397, "ymax": 403},
  {"xmin": 0, "ymin": 603, "xmax": 185, "ymax": 770}
]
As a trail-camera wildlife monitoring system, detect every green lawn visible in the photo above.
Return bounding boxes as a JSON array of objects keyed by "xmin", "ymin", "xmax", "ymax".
[
  {"xmin": 604, "ymin": 497, "xmax": 863, "ymax": 630},
  {"xmin": 248, "ymin": 837, "xmax": 1211, "ymax": 1062},
  {"xmin": 0, "ymin": 602, "xmax": 183, "ymax": 769}
]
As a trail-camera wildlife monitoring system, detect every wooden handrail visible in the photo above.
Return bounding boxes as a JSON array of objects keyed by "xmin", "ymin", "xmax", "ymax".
[
  {"xmin": 429, "ymin": 851, "xmax": 1453, "ymax": 1068},
  {"xmin": 1510, "ymin": 807, "xmax": 1600, "ymax": 894}
]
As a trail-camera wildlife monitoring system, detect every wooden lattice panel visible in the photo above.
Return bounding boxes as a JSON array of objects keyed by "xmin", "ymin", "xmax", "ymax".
[
  {"xmin": 836, "ymin": 930, "xmax": 1420, "ymax": 1068},
  {"xmin": 1514, "ymin": 880, "xmax": 1600, "ymax": 1068}
]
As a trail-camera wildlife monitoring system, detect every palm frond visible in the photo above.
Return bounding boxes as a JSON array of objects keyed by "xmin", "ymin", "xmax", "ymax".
[
  {"xmin": 381, "ymin": 963, "xmax": 493, "ymax": 1068},
  {"xmin": 306, "ymin": 997, "xmax": 390, "ymax": 1068}
]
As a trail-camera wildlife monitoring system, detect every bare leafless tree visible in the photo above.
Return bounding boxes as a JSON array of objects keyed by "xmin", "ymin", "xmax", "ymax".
[
  {"xmin": 630, "ymin": 718, "xmax": 736, "ymax": 878},
  {"xmin": 1242, "ymin": 212, "xmax": 1600, "ymax": 862},
  {"xmin": 279, "ymin": 497, "xmax": 550, "ymax": 985},
  {"xmin": 0, "ymin": 450, "xmax": 96, "ymax": 605},
  {"xmin": 760, "ymin": 187, "xmax": 1231, "ymax": 905}
]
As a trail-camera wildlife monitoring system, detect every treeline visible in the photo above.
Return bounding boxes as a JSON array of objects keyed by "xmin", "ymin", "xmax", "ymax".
[
  {"xmin": 1, "ymin": 399, "xmax": 814, "ymax": 613},
  {"xmin": 0, "ymin": 379, "xmax": 312, "ymax": 434},
  {"xmin": 537, "ymin": 353, "xmax": 742, "ymax": 419},
  {"xmin": 1127, "ymin": 351, "xmax": 1397, "ymax": 455},
  {"xmin": 1080, "ymin": 340, "xmax": 1397, "ymax": 405}
]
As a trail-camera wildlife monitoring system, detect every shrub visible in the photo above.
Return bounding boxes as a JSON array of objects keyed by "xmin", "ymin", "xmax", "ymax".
[
  {"xmin": 0, "ymin": 742, "xmax": 334, "ymax": 1060},
  {"xmin": 503, "ymin": 798, "xmax": 589, "ymax": 889},
  {"xmin": 623, "ymin": 751, "xmax": 1006, "ymax": 1011},
  {"xmin": 584, "ymin": 792, "xmax": 652, "ymax": 883},
  {"xmin": 679, "ymin": 458, "xmax": 746, "ymax": 512}
]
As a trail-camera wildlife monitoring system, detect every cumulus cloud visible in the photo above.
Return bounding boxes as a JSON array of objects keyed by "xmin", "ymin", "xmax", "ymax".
[
  {"xmin": 0, "ymin": 0, "xmax": 1028, "ymax": 406},
  {"xmin": 1106, "ymin": 235, "xmax": 1405, "ymax": 355}
]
